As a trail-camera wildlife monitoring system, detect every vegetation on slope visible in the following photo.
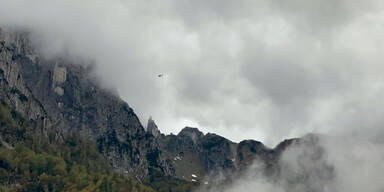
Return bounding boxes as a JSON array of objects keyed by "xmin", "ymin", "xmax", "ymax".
[
  {"xmin": 146, "ymin": 168, "xmax": 198, "ymax": 192},
  {"xmin": 0, "ymin": 101, "xmax": 154, "ymax": 192}
]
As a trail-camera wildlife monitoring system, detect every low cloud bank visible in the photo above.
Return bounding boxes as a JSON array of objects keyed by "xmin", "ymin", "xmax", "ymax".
[
  {"xmin": 201, "ymin": 131, "xmax": 384, "ymax": 192},
  {"xmin": 1, "ymin": 0, "xmax": 384, "ymax": 146},
  {"xmin": 1, "ymin": 1, "xmax": 384, "ymax": 190}
]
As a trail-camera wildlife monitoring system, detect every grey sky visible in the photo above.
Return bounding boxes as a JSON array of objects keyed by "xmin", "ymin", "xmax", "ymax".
[{"xmin": 1, "ymin": 0, "xmax": 384, "ymax": 146}]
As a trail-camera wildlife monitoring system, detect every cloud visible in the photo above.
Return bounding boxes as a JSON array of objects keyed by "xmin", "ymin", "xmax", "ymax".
[
  {"xmin": 1, "ymin": 0, "xmax": 384, "ymax": 147},
  {"xmin": 3, "ymin": 0, "xmax": 384, "ymax": 191},
  {"xmin": 201, "ymin": 133, "xmax": 384, "ymax": 192}
]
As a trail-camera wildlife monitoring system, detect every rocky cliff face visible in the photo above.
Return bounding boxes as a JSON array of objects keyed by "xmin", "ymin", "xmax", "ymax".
[
  {"xmin": 0, "ymin": 28, "xmax": 171, "ymax": 180},
  {"xmin": 0, "ymin": 27, "xmax": 332, "ymax": 189},
  {"xmin": 0, "ymin": 28, "xmax": 52, "ymax": 137}
]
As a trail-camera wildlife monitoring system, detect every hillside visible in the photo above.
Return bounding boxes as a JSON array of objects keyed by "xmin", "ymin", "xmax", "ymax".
[
  {"xmin": 0, "ymin": 27, "xmax": 331, "ymax": 192},
  {"xmin": 0, "ymin": 100, "xmax": 155, "ymax": 191}
]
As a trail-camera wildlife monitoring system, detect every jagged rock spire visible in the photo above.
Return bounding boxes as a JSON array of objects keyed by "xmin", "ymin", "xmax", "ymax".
[{"xmin": 147, "ymin": 116, "xmax": 160, "ymax": 137}]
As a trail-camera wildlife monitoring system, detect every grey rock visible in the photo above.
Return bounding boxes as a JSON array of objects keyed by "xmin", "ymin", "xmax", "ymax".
[{"xmin": 147, "ymin": 116, "xmax": 160, "ymax": 138}]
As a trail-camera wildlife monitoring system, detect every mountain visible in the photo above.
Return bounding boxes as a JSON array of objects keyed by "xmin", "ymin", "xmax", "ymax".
[
  {"xmin": 0, "ymin": 100, "xmax": 155, "ymax": 191},
  {"xmin": 0, "ymin": 28, "xmax": 333, "ymax": 192}
]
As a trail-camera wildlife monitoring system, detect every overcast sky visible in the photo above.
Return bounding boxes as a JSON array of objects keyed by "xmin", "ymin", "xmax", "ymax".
[{"xmin": 1, "ymin": 0, "xmax": 384, "ymax": 146}]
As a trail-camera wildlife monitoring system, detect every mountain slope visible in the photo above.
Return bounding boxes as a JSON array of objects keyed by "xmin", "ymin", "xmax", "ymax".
[
  {"xmin": 0, "ymin": 100, "xmax": 155, "ymax": 192},
  {"xmin": 0, "ymin": 28, "xmax": 172, "ymax": 180},
  {"xmin": 0, "ymin": 27, "xmax": 333, "ymax": 192}
]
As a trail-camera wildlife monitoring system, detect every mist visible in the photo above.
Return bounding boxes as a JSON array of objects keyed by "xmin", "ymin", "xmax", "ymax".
[
  {"xmin": 1, "ymin": 0, "xmax": 384, "ymax": 146},
  {"xmin": 198, "ymin": 132, "xmax": 384, "ymax": 192},
  {"xmin": 2, "ymin": 0, "xmax": 384, "ymax": 191}
]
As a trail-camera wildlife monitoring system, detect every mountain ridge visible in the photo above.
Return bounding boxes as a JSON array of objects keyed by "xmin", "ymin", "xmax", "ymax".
[{"xmin": 0, "ymin": 27, "xmax": 330, "ymax": 191}]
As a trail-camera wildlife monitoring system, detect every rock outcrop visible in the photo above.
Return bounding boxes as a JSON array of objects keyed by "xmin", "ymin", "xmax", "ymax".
[
  {"xmin": 147, "ymin": 117, "xmax": 160, "ymax": 138},
  {"xmin": 0, "ymin": 28, "xmax": 52, "ymax": 137}
]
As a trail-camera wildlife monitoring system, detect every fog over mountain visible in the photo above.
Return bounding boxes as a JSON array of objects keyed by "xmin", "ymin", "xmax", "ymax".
[
  {"xmin": 1, "ymin": 0, "xmax": 384, "ymax": 191},
  {"xmin": 1, "ymin": 0, "xmax": 384, "ymax": 146}
]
